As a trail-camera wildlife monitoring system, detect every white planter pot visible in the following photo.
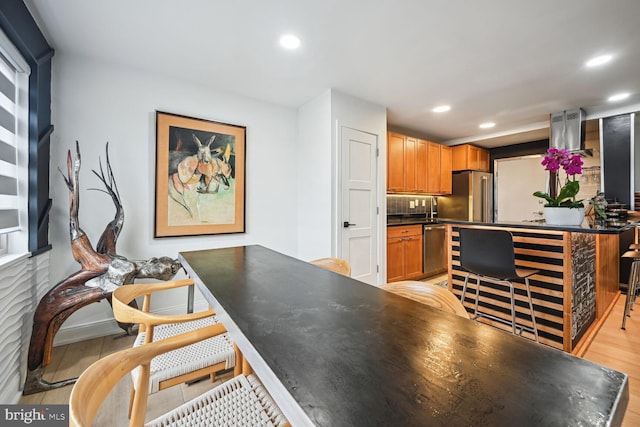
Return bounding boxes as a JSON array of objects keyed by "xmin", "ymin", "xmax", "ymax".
[{"xmin": 543, "ymin": 207, "xmax": 585, "ymax": 226}]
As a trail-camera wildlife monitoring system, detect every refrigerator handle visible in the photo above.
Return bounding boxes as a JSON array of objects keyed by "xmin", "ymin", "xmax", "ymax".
[{"xmin": 481, "ymin": 176, "xmax": 488, "ymax": 222}]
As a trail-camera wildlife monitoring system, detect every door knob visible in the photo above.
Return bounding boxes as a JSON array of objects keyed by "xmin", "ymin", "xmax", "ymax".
[{"xmin": 343, "ymin": 221, "xmax": 356, "ymax": 228}]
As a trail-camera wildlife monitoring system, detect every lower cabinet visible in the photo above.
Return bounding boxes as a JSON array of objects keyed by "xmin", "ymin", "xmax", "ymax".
[{"xmin": 387, "ymin": 225, "xmax": 423, "ymax": 282}]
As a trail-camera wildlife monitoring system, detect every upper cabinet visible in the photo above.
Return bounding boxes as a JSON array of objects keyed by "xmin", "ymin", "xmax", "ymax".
[
  {"xmin": 452, "ymin": 144, "xmax": 490, "ymax": 172},
  {"xmin": 440, "ymin": 145, "xmax": 453, "ymax": 193},
  {"xmin": 426, "ymin": 142, "xmax": 452, "ymax": 194},
  {"xmin": 387, "ymin": 132, "xmax": 405, "ymax": 192},
  {"xmin": 387, "ymin": 132, "xmax": 452, "ymax": 195}
]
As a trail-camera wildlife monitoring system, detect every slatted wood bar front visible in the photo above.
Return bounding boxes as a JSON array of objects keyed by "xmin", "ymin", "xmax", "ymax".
[{"xmin": 446, "ymin": 223, "xmax": 621, "ymax": 353}]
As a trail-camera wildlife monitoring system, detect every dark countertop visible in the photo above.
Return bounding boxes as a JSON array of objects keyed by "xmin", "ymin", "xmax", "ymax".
[
  {"xmin": 387, "ymin": 214, "xmax": 439, "ymax": 226},
  {"xmin": 437, "ymin": 217, "xmax": 638, "ymax": 234},
  {"xmin": 180, "ymin": 245, "xmax": 629, "ymax": 427}
]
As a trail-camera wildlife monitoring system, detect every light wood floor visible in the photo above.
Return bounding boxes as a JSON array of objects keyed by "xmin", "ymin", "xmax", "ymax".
[
  {"xmin": 19, "ymin": 294, "xmax": 640, "ymax": 426},
  {"xmin": 583, "ymin": 294, "xmax": 640, "ymax": 427}
]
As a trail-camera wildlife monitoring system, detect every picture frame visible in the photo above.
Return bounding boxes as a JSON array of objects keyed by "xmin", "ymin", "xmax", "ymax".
[{"xmin": 155, "ymin": 111, "xmax": 246, "ymax": 237}]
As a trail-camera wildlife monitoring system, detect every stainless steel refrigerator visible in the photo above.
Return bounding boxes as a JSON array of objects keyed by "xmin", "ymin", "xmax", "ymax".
[{"xmin": 439, "ymin": 171, "xmax": 493, "ymax": 222}]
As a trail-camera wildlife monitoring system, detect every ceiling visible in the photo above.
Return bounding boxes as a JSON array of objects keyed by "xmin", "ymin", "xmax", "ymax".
[{"xmin": 24, "ymin": 0, "xmax": 640, "ymax": 148}]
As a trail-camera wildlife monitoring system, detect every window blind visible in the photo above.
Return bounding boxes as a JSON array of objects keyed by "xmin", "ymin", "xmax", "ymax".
[{"xmin": 0, "ymin": 52, "xmax": 20, "ymax": 233}]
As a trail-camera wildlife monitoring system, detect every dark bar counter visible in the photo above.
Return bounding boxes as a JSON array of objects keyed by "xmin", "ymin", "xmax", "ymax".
[
  {"xmin": 440, "ymin": 219, "xmax": 632, "ymax": 353},
  {"xmin": 180, "ymin": 245, "xmax": 628, "ymax": 426},
  {"xmin": 440, "ymin": 217, "xmax": 637, "ymax": 234}
]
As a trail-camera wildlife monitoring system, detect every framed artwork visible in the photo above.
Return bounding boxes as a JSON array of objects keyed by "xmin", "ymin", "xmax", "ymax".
[{"xmin": 155, "ymin": 111, "xmax": 246, "ymax": 237}]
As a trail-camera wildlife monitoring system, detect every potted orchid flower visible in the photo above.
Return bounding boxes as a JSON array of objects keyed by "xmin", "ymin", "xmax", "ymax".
[{"xmin": 533, "ymin": 148, "xmax": 585, "ymax": 225}]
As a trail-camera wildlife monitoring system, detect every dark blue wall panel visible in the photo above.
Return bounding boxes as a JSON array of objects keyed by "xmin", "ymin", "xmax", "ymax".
[{"xmin": 0, "ymin": 0, "xmax": 54, "ymax": 254}]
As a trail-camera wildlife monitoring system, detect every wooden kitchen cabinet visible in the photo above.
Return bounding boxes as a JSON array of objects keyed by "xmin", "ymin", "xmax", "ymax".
[
  {"xmin": 387, "ymin": 132, "xmax": 419, "ymax": 192},
  {"xmin": 387, "ymin": 225, "xmax": 423, "ymax": 282},
  {"xmin": 426, "ymin": 142, "xmax": 441, "ymax": 193},
  {"xmin": 425, "ymin": 142, "xmax": 452, "ymax": 194},
  {"xmin": 404, "ymin": 233, "xmax": 423, "ymax": 278},
  {"xmin": 416, "ymin": 139, "xmax": 428, "ymax": 192},
  {"xmin": 387, "ymin": 132, "xmax": 405, "ymax": 191},
  {"xmin": 478, "ymin": 148, "xmax": 490, "ymax": 171},
  {"xmin": 452, "ymin": 144, "xmax": 490, "ymax": 172},
  {"xmin": 440, "ymin": 145, "xmax": 452, "ymax": 193},
  {"xmin": 387, "ymin": 132, "xmax": 451, "ymax": 194},
  {"xmin": 405, "ymin": 136, "xmax": 418, "ymax": 192}
]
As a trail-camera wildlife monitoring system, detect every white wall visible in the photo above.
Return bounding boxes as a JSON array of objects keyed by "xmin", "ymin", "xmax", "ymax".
[
  {"xmin": 49, "ymin": 54, "xmax": 299, "ymax": 342},
  {"xmin": 296, "ymin": 90, "xmax": 332, "ymax": 260},
  {"xmin": 296, "ymin": 89, "xmax": 387, "ymax": 281},
  {"xmin": 330, "ymin": 90, "xmax": 387, "ymax": 283}
]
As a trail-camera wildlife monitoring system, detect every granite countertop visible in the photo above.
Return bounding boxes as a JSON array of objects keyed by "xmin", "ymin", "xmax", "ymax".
[
  {"xmin": 387, "ymin": 219, "xmax": 439, "ymax": 226},
  {"xmin": 438, "ymin": 217, "xmax": 638, "ymax": 234},
  {"xmin": 386, "ymin": 214, "xmax": 440, "ymax": 226},
  {"xmin": 387, "ymin": 213, "xmax": 639, "ymax": 233}
]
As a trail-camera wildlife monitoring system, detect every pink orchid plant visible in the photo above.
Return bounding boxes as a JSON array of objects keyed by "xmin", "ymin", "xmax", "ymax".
[{"xmin": 533, "ymin": 148, "xmax": 584, "ymax": 208}]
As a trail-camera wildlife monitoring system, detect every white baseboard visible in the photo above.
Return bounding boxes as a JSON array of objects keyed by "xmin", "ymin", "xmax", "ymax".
[
  {"xmin": 53, "ymin": 318, "xmax": 123, "ymax": 347},
  {"xmin": 53, "ymin": 301, "xmax": 210, "ymax": 346}
]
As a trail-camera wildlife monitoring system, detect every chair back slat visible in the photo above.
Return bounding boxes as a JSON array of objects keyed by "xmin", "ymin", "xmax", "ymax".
[
  {"xmin": 112, "ymin": 279, "xmax": 214, "ymax": 329},
  {"xmin": 382, "ymin": 281, "xmax": 469, "ymax": 318},
  {"xmin": 310, "ymin": 258, "xmax": 351, "ymax": 276}
]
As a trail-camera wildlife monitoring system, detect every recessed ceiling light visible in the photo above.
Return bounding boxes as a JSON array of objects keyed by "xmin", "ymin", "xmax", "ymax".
[
  {"xmin": 479, "ymin": 122, "xmax": 495, "ymax": 129},
  {"xmin": 608, "ymin": 92, "xmax": 630, "ymax": 102},
  {"xmin": 432, "ymin": 105, "xmax": 451, "ymax": 113},
  {"xmin": 585, "ymin": 54, "xmax": 612, "ymax": 67},
  {"xmin": 279, "ymin": 34, "xmax": 301, "ymax": 50}
]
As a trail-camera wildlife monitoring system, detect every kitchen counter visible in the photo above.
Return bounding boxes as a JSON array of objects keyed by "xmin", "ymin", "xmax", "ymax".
[
  {"xmin": 443, "ymin": 221, "xmax": 626, "ymax": 353},
  {"xmin": 387, "ymin": 214, "xmax": 437, "ymax": 226},
  {"xmin": 387, "ymin": 219, "xmax": 437, "ymax": 226},
  {"xmin": 438, "ymin": 217, "xmax": 637, "ymax": 234},
  {"xmin": 181, "ymin": 245, "xmax": 628, "ymax": 427}
]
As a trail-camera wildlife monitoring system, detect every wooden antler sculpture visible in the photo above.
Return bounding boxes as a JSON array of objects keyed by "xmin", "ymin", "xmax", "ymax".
[
  {"xmin": 90, "ymin": 142, "xmax": 124, "ymax": 256},
  {"xmin": 23, "ymin": 142, "xmax": 181, "ymax": 395}
]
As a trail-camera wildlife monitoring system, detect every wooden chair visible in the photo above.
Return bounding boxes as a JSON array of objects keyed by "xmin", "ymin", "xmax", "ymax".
[
  {"xmin": 112, "ymin": 279, "xmax": 239, "ymax": 417},
  {"xmin": 381, "ymin": 280, "xmax": 469, "ymax": 319},
  {"xmin": 69, "ymin": 322, "xmax": 289, "ymax": 426},
  {"xmin": 310, "ymin": 257, "xmax": 352, "ymax": 276}
]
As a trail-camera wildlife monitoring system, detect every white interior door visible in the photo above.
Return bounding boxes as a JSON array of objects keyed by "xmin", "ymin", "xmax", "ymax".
[{"xmin": 341, "ymin": 127, "xmax": 378, "ymax": 284}]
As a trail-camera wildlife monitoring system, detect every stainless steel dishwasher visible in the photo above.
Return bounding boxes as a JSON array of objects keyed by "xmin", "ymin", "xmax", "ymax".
[{"xmin": 423, "ymin": 224, "xmax": 446, "ymax": 277}]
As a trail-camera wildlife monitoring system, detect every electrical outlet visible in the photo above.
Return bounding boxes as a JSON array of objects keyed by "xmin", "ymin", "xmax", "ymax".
[
  {"xmin": 422, "ymin": 200, "xmax": 426, "ymax": 207},
  {"xmin": 409, "ymin": 201, "xmax": 415, "ymax": 209},
  {"xmin": 415, "ymin": 199, "xmax": 419, "ymax": 206}
]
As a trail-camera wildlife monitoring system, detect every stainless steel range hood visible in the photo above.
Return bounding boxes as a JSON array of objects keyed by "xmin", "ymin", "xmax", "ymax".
[{"xmin": 550, "ymin": 108, "xmax": 591, "ymax": 155}]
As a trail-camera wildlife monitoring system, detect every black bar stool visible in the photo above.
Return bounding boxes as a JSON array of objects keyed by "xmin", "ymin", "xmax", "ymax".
[
  {"xmin": 459, "ymin": 228, "xmax": 539, "ymax": 342},
  {"xmin": 622, "ymin": 225, "xmax": 640, "ymax": 330}
]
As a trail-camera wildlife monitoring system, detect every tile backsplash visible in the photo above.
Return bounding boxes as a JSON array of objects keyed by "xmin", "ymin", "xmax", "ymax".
[{"xmin": 387, "ymin": 195, "xmax": 437, "ymax": 215}]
